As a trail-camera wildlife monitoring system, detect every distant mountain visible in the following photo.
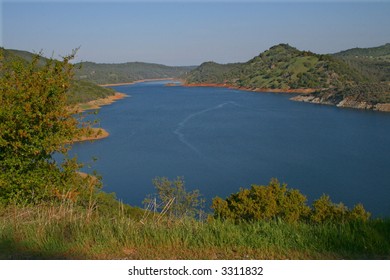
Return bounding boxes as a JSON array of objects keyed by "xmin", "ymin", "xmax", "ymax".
[
  {"xmin": 74, "ymin": 61, "xmax": 195, "ymax": 85},
  {"xmin": 1, "ymin": 48, "xmax": 115, "ymax": 105},
  {"xmin": 184, "ymin": 43, "xmax": 390, "ymax": 111}
]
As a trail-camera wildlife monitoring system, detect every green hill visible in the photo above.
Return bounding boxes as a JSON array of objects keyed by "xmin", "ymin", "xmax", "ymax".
[
  {"xmin": 1, "ymin": 48, "xmax": 115, "ymax": 105},
  {"xmin": 74, "ymin": 61, "xmax": 195, "ymax": 85},
  {"xmin": 186, "ymin": 44, "xmax": 366, "ymax": 89},
  {"xmin": 333, "ymin": 43, "xmax": 390, "ymax": 82},
  {"xmin": 334, "ymin": 43, "xmax": 390, "ymax": 60},
  {"xmin": 185, "ymin": 44, "xmax": 390, "ymax": 111},
  {"xmin": 185, "ymin": 61, "xmax": 243, "ymax": 84}
]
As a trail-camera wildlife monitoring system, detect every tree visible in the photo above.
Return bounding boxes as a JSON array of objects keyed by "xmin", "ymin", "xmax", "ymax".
[
  {"xmin": 0, "ymin": 49, "xmax": 92, "ymax": 204},
  {"xmin": 143, "ymin": 177, "xmax": 205, "ymax": 221}
]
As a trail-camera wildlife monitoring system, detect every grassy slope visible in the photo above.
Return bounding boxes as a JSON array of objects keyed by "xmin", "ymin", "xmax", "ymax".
[{"xmin": 1, "ymin": 202, "xmax": 389, "ymax": 260}]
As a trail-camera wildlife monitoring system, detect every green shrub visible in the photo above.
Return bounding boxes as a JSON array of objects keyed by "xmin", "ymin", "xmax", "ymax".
[
  {"xmin": 311, "ymin": 195, "xmax": 348, "ymax": 223},
  {"xmin": 212, "ymin": 179, "xmax": 371, "ymax": 224},
  {"xmin": 212, "ymin": 178, "xmax": 310, "ymax": 223}
]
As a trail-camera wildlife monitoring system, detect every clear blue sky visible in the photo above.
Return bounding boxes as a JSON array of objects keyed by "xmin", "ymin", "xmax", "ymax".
[{"xmin": 2, "ymin": 1, "xmax": 390, "ymax": 65}]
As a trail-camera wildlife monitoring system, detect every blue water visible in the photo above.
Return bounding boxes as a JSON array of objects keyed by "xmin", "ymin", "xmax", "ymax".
[{"xmin": 70, "ymin": 81, "xmax": 390, "ymax": 217}]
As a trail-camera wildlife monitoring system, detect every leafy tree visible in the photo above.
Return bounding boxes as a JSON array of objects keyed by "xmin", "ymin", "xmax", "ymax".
[
  {"xmin": 143, "ymin": 177, "xmax": 205, "ymax": 221},
  {"xmin": 0, "ymin": 49, "xmax": 95, "ymax": 204}
]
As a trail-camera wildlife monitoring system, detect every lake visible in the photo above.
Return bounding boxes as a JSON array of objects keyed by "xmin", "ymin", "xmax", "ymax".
[{"xmin": 71, "ymin": 81, "xmax": 390, "ymax": 217}]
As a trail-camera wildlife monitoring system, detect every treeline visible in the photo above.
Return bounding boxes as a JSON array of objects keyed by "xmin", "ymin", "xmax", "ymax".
[{"xmin": 74, "ymin": 61, "xmax": 195, "ymax": 85}]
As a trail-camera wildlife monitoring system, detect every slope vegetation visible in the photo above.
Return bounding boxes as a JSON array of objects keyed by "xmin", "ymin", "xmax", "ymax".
[
  {"xmin": 185, "ymin": 44, "xmax": 390, "ymax": 111},
  {"xmin": 1, "ymin": 48, "xmax": 116, "ymax": 104},
  {"xmin": 74, "ymin": 61, "xmax": 195, "ymax": 85}
]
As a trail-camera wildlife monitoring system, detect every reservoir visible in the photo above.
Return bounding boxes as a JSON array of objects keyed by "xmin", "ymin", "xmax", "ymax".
[{"xmin": 71, "ymin": 81, "xmax": 390, "ymax": 217}]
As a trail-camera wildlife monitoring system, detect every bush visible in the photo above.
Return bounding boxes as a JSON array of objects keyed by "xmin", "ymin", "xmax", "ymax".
[
  {"xmin": 311, "ymin": 195, "xmax": 348, "ymax": 223},
  {"xmin": 0, "ymin": 49, "xmax": 99, "ymax": 205},
  {"xmin": 212, "ymin": 178, "xmax": 310, "ymax": 223},
  {"xmin": 212, "ymin": 179, "xmax": 371, "ymax": 224}
]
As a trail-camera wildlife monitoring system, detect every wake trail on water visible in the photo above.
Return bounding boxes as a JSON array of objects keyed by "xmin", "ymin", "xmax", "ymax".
[{"xmin": 173, "ymin": 101, "xmax": 241, "ymax": 155}]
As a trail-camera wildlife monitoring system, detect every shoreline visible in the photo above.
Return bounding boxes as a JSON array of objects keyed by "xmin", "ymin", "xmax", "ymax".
[
  {"xmin": 73, "ymin": 127, "xmax": 109, "ymax": 143},
  {"xmin": 73, "ymin": 92, "xmax": 128, "ymax": 113},
  {"xmin": 182, "ymin": 82, "xmax": 316, "ymax": 94},
  {"xmin": 99, "ymin": 78, "xmax": 176, "ymax": 87},
  {"xmin": 182, "ymin": 82, "xmax": 390, "ymax": 112}
]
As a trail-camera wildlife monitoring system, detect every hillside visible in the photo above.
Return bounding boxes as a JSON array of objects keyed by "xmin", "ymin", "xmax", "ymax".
[
  {"xmin": 185, "ymin": 61, "xmax": 243, "ymax": 84},
  {"xmin": 184, "ymin": 44, "xmax": 390, "ymax": 111},
  {"xmin": 333, "ymin": 43, "xmax": 390, "ymax": 82},
  {"xmin": 1, "ymin": 48, "xmax": 116, "ymax": 105},
  {"xmin": 74, "ymin": 61, "xmax": 195, "ymax": 85},
  {"xmin": 334, "ymin": 43, "xmax": 390, "ymax": 60}
]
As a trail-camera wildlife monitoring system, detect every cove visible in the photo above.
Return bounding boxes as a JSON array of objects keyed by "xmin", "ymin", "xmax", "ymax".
[{"xmin": 70, "ymin": 81, "xmax": 390, "ymax": 217}]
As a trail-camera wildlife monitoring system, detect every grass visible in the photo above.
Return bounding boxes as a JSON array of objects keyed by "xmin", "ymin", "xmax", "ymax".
[{"xmin": 1, "ymin": 202, "xmax": 389, "ymax": 260}]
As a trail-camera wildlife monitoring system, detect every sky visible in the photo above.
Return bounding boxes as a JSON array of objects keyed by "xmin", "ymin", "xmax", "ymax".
[{"xmin": 1, "ymin": 0, "xmax": 390, "ymax": 66}]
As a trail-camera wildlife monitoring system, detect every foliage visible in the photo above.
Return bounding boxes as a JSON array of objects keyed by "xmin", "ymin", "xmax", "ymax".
[
  {"xmin": 334, "ymin": 43, "xmax": 390, "ymax": 61},
  {"xmin": 333, "ymin": 43, "xmax": 390, "ymax": 89},
  {"xmin": 212, "ymin": 179, "xmax": 371, "ymax": 224},
  {"xmin": 212, "ymin": 178, "xmax": 310, "ymax": 223},
  {"xmin": 311, "ymin": 195, "xmax": 371, "ymax": 223},
  {"xmin": 74, "ymin": 61, "xmax": 195, "ymax": 85},
  {"xmin": 67, "ymin": 80, "xmax": 115, "ymax": 104},
  {"xmin": 143, "ymin": 177, "xmax": 205, "ymax": 221},
  {"xmin": 185, "ymin": 43, "xmax": 390, "ymax": 108},
  {"xmin": 316, "ymin": 83, "xmax": 390, "ymax": 104},
  {"xmin": 0, "ymin": 49, "xmax": 99, "ymax": 204},
  {"xmin": 311, "ymin": 195, "xmax": 349, "ymax": 223},
  {"xmin": 185, "ymin": 61, "xmax": 242, "ymax": 84},
  {"xmin": 185, "ymin": 44, "xmax": 367, "ymax": 90},
  {"xmin": 1, "ymin": 48, "xmax": 116, "ymax": 105}
]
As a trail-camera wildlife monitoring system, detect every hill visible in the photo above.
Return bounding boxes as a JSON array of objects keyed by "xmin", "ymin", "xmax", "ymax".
[
  {"xmin": 184, "ymin": 44, "xmax": 390, "ymax": 111},
  {"xmin": 185, "ymin": 61, "xmax": 243, "ymax": 84},
  {"xmin": 1, "ymin": 48, "xmax": 116, "ymax": 105},
  {"xmin": 334, "ymin": 43, "xmax": 390, "ymax": 60},
  {"xmin": 74, "ymin": 61, "xmax": 195, "ymax": 85},
  {"xmin": 333, "ymin": 43, "xmax": 390, "ymax": 82}
]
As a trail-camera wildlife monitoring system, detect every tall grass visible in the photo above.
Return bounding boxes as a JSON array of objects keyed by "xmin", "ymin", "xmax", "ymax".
[{"xmin": 0, "ymin": 202, "xmax": 389, "ymax": 259}]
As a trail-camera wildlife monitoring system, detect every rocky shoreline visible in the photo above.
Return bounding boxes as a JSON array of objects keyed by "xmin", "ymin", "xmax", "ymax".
[
  {"xmin": 291, "ymin": 95, "xmax": 390, "ymax": 112},
  {"xmin": 184, "ymin": 82, "xmax": 390, "ymax": 112},
  {"xmin": 183, "ymin": 82, "xmax": 316, "ymax": 94}
]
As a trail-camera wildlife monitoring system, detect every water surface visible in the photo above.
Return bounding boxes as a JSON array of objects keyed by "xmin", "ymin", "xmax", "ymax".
[{"xmin": 71, "ymin": 81, "xmax": 390, "ymax": 216}]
